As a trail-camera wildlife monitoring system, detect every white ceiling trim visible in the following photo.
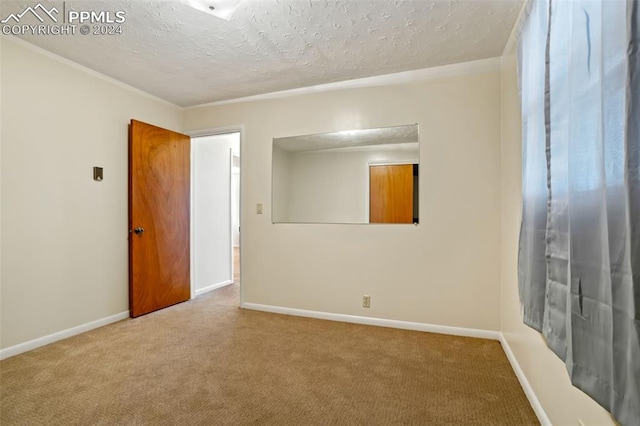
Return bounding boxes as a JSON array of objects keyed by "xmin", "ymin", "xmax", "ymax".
[
  {"xmin": 6, "ymin": 35, "xmax": 502, "ymax": 113},
  {"xmin": 4, "ymin": 36, "xmax": 182, "ymax": 110},
  {"xmin": 187, "ymin": 56, "xmax": 502, "ymax": 110},
  {"xmin": 185, "ymin": 124, "xmax": 245, "ymax": 138},
  {"xmin": 502, "ymin": 0, "xmax": 530, "ymax": 57}
]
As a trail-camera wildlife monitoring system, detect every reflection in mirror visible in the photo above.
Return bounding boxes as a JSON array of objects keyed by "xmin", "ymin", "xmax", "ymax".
[{"xmin": 272, "ymin": 124, "xmax": 419, "ymax": 224}]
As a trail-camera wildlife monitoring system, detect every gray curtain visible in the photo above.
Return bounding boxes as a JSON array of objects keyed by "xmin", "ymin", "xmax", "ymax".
[{"xmin": 517, "ymin": 0, "xmax": 640, "ymax": 424}]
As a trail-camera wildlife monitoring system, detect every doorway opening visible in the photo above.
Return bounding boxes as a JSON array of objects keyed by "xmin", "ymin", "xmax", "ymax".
[
  {"xmin": 231, "ymin": 151, "xmax": 240, "ymax": 285},
  {"xmin": 191, "ymin": 131, "xmax": 241, "ymax": 302}
]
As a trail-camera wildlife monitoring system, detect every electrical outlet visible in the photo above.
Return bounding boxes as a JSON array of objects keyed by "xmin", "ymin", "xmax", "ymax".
[
  {"xmin": 256, "ymin": 203, "xmax": 263, "ymax": 214},
  {"xmin": 363, "ymin": 295, "xmax": 371, "ymax": 308}
]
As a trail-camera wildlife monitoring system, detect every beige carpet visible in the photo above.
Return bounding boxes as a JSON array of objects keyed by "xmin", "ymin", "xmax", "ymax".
[{"xmin": 1, "ymin": 283, "xmax": 538, "ymax": 425}]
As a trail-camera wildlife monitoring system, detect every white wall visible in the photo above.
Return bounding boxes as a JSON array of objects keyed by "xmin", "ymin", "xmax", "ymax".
[
  {"xmin": 0, "ymin": 37, "xmax": 4, "ymax": 348},
  {"xmin": 192, "ymin": 133, "xmax": 237, "ymax": 293},
  {"xmin": 0, "ymin": 39, "xmax": 183, "ymax": 349},
  {"xmin": 499, "ymin": 53, "xmax": 615, "ymax": 424},
  {"xmin": 185, "ymin": 68, "xmax": 502, "ymax": 330},
  {"xmin": 281, "ymin": 146, "xmax": 419, "ymax": 223},
  {"xmin": 232, "ymin": 164, "xmax": 240, "ymax": 248},
  {"xmin": 271, "ymin": 146, "xmax": 292, "ymax": 223}
]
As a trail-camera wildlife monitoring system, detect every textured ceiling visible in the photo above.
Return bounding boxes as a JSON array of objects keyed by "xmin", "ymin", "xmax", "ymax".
[
  {"xmin": 275, "ymin": 124, "xmax": 419, "ymax": 152},
  {"xmin": 2, "ymin": 0, "xmax": 523, "ymax": 107}
]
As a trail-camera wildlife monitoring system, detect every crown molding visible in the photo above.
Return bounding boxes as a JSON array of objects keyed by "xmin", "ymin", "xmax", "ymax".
[
  {"xmin": 3, "ymin": 36, "xmax": 181, "ymax": 110},
  {"xmin": 187, "ymin": 56, "xmax": 502, "ymax": 109},
  {"xmin": 502, "ymin": 0, "xmax": 531, "ymax": 57},
  {"xmin": 5, "ymin": 35, "xmax": 504, "ymax": 111}
]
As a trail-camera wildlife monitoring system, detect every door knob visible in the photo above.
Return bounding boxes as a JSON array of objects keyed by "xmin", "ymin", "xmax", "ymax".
[{"xmin": 134, "ymin": 227, "xmax": 144, "ymax": 235}]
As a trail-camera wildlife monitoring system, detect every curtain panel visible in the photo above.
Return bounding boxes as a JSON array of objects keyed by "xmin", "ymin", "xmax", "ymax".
[{"xmin": 517, "ymin": 0, "xmax": 640, "ymax": 424}]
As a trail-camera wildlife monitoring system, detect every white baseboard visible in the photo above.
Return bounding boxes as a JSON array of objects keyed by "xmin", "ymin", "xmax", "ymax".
[
  {"xmin": 195, "ymin": 280, "xmax": 233, "ymax": 297},
  {"xmin": 242, "ymin": 303, "xmax": 501, "ymax": 340},
  {"xmin": 0, "ymin": 311, "xmax": 130, "ymax": 361},
  {"xmin": 499, "ymin": 333, "xmax": 551, "ymax": 426}
]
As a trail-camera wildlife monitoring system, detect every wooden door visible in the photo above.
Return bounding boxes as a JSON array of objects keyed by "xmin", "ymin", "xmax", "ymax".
[
  {"xmin": 129, "ymin": 120, "xmax": 190, "ymax": 317},
  {"xmin": 369, "ymin": 164, "xmax": 414, "ymax": 224}
]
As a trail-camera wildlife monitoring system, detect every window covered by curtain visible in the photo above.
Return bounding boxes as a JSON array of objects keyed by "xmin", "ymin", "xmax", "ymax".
[{"xmin": 517, "ymin": 0, "xmax": 640, "ymax": 423}]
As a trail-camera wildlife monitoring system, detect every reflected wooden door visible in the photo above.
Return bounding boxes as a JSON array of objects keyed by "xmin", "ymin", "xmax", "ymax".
[
  {"xmin": 369, "ymin": 164, "xmax": 414, "ymax": 224},
  {"xmin": 129, "ymin": 120, "xmax": 190, "ymax": 317}
]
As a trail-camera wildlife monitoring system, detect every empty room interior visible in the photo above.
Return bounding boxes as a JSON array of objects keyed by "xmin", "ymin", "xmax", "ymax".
[{"xmin": 1, "ymin": 0, "xmax": 638, "ymax": 425}]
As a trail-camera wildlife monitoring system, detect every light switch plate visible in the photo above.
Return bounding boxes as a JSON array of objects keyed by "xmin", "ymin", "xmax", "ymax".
[{"xmin": 256, "ymin": 203, "xmax": 263, "ymax": 214}]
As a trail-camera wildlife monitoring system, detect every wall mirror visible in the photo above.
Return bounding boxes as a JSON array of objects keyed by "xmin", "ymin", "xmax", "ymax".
[{"xmin": 272, "ymin": 124, "xmax": 419, "ymax": 224}]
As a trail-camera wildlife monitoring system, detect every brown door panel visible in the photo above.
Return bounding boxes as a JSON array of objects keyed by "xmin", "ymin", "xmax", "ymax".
[
  {"xmin": 129, "ymin": 120, "xmax": 190, "ymax": 317},
  {"xmin": 369, "ymin": 164, "xmax": 414, "ymax": 224}
]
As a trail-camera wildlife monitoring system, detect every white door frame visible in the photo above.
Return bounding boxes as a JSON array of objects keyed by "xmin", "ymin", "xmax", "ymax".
[{"xmin": 186, "ymin": 125, "xmax": 245, "ymax": 308}]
